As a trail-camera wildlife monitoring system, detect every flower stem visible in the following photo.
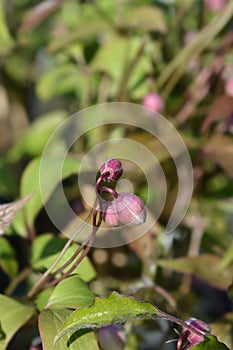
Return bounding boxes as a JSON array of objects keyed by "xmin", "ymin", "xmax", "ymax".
[
  {"xmin": 158, "ymin": 310, "xmax": 206, "ymax": 339},
  {"xmin": 43, "ymin": 227, "xmax": 97, "ymax": 290},
  {"xmin": 40, "ymin": 209, "xmax": 103, "ymax": 291},
  {"xmin": 27, "ymin": 203, "xmax": 96, "ymax": 299}
]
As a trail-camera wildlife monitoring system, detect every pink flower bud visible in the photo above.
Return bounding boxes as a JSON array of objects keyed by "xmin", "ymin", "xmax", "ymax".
[
  {"xmin": 204, "ymin": 0, "xmax": 226, "ymax": 12},
  {"xmin": 100, "ymin": 159, "xmax": 123, "ymax": 183},
  {"xmin": 98, "ymin": 324, "xmax": 126, "ymax": 350},
  {"xmin": 142, "ymin": 92, "xmax": 164, "ymax": 113},
  {"xmin": 103, "ymin": 192, "xmax": 146, "ymax": 227},
  {"xmin": 177, "ymin": 318, "xmax": 211, "ymax": 350},
  {"xmin": 225, "ymin": 76, "xmax": 233, "ymax": 97}
]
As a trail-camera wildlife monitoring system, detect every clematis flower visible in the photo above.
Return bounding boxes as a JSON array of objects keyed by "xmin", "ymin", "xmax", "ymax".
[{"xmin": 177, "ymin": 318, "xmax": 211, "ymax": 350}]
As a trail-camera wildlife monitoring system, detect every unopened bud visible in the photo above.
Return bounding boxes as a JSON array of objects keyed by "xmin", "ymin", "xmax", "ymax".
[
  {"xmin": 98, "ymin": 324, "xmax": 126, "ymax": 350},
  {"xmin": 100, "ymin": 159, "xmax": 123, "ymax": 183},
  {"xmin": 103, "ymin": 192, "xmax": 146, "ymax": 227}
]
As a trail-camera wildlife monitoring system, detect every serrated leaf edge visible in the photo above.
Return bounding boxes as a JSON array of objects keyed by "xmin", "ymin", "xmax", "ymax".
[{"xmin": 53, "ymin": 291, "xmax": 160, "ymax": 346}]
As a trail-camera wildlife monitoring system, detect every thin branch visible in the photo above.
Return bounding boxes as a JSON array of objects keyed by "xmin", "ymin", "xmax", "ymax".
[
  {"xmin": 43, "ymin": 228, "xmax": 97, "ymax": 290},
  {"xmin": 27, "ymin": 204, "xmax": 96, "ymax": 298}
]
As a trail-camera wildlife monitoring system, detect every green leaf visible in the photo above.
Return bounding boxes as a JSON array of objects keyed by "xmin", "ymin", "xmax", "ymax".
[
  {"xmin": 92, "ymin": 35, "xmax": 152, "ymax": 94},
  {"xmin": 124, "ymin": 5, "xmax": 167, "ymax": 33},
  {"xmin": 157, "ymin": 254, "xmax": 233, "ymax": 289},
  {"xmin": 45, "ymin": 275, "xmax": 95, "ymax": 309},
  {"xmin": 0, "ymin": 295, "xmax": 35, "ymax": 350},
  {"xmin": 48, "ymin": 1, "xmax": 110, "ymax": 52},
  {"xmin": 30, "ymin": 233, "xmax": 96, "ymax": 282},
  {"xmin": 36, "ymin": 64, "xmax": 83, "ymax": 100},
  {"xmin": 20, "ymin": 155, "xmax": 80, "ymax": 229},
  {"xmin": 48, "ymin": 19, "xmax": 108, "ymax": 52},
  {"xmin": 39, "ymin": 309, "xmax": 99, "ymax": 350},
  {"xmin": 11, "ymin": 211, "xmax": 28, "ymax": 238},
  {"xmin": 35, "ymin": 287, "xmax": 54, "ymax": 312},
  {"xmin": 191, "ymin": 335, "xmax": 230, "ymax": 349},
  {"xmin": 0, "ymin": 237, "xmax": 17, "ymax": 278},
  {"xmin": 55, "ymin": 291, "xmax": 160, "ymax": 344},
  {"xmin": 7, "ymin": 111, "xmax": 67, "ymax": 161},
  {"xmin": 39, "ymin": 309, "xmax": 72, "ymax": 350}
]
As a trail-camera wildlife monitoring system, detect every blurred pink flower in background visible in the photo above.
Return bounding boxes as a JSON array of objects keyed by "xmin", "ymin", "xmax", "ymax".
[
  {"xmin": 204, "ymin": 0, "xmax": 226, "ymax": 12},
  {"xmin": 142, "ymin": 92, "xmax": 164, "ymax": 113}
]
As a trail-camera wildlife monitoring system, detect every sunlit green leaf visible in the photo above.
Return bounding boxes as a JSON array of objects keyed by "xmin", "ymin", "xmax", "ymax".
[
  {"xmin": 39, "ymin": 309, "xmax": 99, "ymax": 350},
  {"xmin": 124, "ymin": 5, "xmax": 167, "ymax": 33},
  {"xmin": 55, "ymin": 291, "xmax": 160, "ymax": 343},
  {"xmin": 45, "ymin": 275, "xmax": 95, "ymax": 309},
  {"xmin": 35, "ymin": 287, "xmax": 54, "ymax": 312},
  {"xmin": 39, "ymin": 309, "xmax": 72, "ymax": 350},
  {"xmin": 0, "ymin": 295, "xmax": 35, "ymax": 350}
]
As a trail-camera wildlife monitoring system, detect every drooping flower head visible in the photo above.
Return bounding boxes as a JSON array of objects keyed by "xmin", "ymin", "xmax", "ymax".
[
  {"xmin": 177, "ymin": 318, "xmax": 211, "ymax": 350},
  {"xmin": 97, "ymin": 159, "xmax": 146, "ymax": 227},
  {"xmin": 103, "ymin": 192, "xmax": 146, "ymax": 227}
]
